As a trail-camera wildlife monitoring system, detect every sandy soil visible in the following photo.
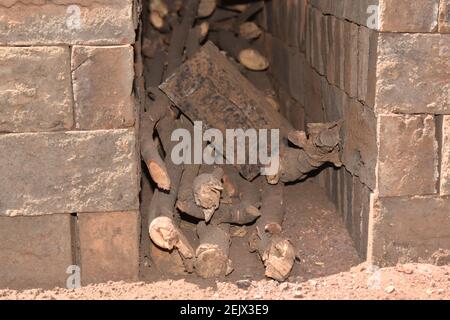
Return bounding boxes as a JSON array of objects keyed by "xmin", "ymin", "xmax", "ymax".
[
  {"xmin": 1, "ymin": 181, "xmax": 448, "ymax": 300},
  {"xmin": 0, "ymin": 262, "xmax": 448, "ymax": 300}
]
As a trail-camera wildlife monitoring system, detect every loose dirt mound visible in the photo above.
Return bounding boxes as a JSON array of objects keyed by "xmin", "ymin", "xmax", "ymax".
[{"xmin": 0, "ymin": 263, "xmax": 448, "ymax": 300}]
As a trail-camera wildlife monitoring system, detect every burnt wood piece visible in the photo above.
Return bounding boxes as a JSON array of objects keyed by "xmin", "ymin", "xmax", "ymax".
[
  {"xmin": 160, "ymin": 41, "xmax": 292, "ymax": 180},
  {"xmin": 147, "ymin": 116, "xmax": 195, "ymax": 270},
  {"xmin": 193, "ymin": 167, "xmax": 224, "ymax": 222},
  {"xmin": 166, "ymin": 0, "xmax": 200, "ymax": 78},
  {"xmin": 232, "ymin": 1, "xmax": 264, "ymax": 30},
  {"xmin": 195, "ymin": 221, "xmax": 233, "ymax": 278},
  {"xmin": 277, "ymin": 122, "xmax": 342, "ymax": 183},
  {"xmin": 176, "ymin": 164, "xmax": 204, "ymax": 220},
  {"xmin": 214, "ymin": 166, "xmax": 261, "ymax": 225},
  {"xmin": 209, "ymin": 7, "xmax": 239, "ymax": 22},
  {"xmin": 217, "ymin": 30, "xmax": 268, "ymax": 71},
  {"xmin": 198, "ymin": 0, "xmax": 217, "ymax": 18},
  {"xmin": 140, "ymin": 89, "xmax": 172, "ymax": 190},
  {"xmin": 249, "ymin": 183, "xmax": 295, "ymax": 281},
  {"xmin": 145, "ymin": 50, "xmax": 166, "ymax": 88},
  {"xmin": 239, "ymin": 21, "xmax": 262, "ymax": 40},
  {"xmin": 143, "ymin": 173, "xmax": 188, "ymax": 275}
]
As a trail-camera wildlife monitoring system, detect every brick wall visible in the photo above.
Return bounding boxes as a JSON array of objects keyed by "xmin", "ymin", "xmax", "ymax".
[
  {"xmin": 263, "ymin": 0, "xmax": 450, "ymax": 266},
  {"xmin": 0, "ymin": 1, "xmax": 141, "ymax": 289}
]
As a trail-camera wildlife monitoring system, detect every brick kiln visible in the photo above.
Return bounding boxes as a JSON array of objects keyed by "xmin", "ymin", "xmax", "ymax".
[{"xmin": 0, "ymin": 0, "xmax": 449, "ymax": 289}]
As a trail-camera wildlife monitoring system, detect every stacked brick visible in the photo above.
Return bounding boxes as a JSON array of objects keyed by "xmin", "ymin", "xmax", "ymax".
[
  {"xmin": 0, "ymin": 1, "xmax": 140, "ymax": 289},
  {"xmin": 262, "ymin": 0, "xmax": 450, "ymax": 266}
]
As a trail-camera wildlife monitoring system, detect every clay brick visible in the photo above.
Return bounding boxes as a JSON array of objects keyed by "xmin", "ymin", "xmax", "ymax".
[
  {"xmin": 321, "ymin": 77, "xmax": 343, "ymax": 123},
  {"xmin": 334, "ymin": 18, "xmax": 345, "ymax": 90},
  {"xmin": 0, "ymin": 0, "xmax": 135, "ymax": 45},
  {"xmin": 72, "ymin": 45, "xmax": 135, "ymax": 130},
  {"xmin": 318, "ymin": 165, "xmax": 330, "ymax": 190},
  {"xmin": 311, "ymin": 7, "xmax": 324, "ymax": 75},
  {"xmin": 325, "ymin": 166, "xmax": 334, "ymax": 200},
  {"xmin": 264, "ymin": 1, "xmax": 274, "ymax": 33},
  {"xmin": 379, "ymin": 0, "xmax": 439, "ymax": 32},
  {"xmin": 342, "ymin": 98, "xmax": 377, "ymax": 190},
  {"xmin": 331, "ymin": 167, "xmax": 339, "ymax": 207},
  {"xmin": 325, "ymin": 16, "xmax": 336, "ymax": 85},
  {"xmin": 298, "ymin": 0, "xmax": 308, "ymax": 52},
  {"xmin": 305, "ymin": 4, "xmax": 312, "ymax": 64},
  {"xmin": 343, "ymin": 0, "xmax": 361, "ymax": 24},
  {"xmin": 0, "ymin": 46, "xmax": 73, "ymax": 133},
  {"xmin": 365, "ymin": 30, "xmax": 379, "ymax": 109},
  {"xmin": 319, "ymin": 12, "xmax": 329, "ymax": 77},
  {"xmin": 343, "ymin": 169, "xmax": 354, "ymax": 234},
  {"xmin": 287, "ymin": 48, "xmax": 306, "ymax": 106},
  {"xmin": 78, "ymin": 211, "xmax": 140, "ymax": 284},
  {"xmin": 439, "ymin": 116, "xmax": 450, "ymax": 195},
  {"xmin": 0, "ymin": 129, "xmax": 139, "ymax": 216},
  {"xmin": 351, "ymin": 177, "xmax": 363, "ymax": 253},
  {"xmin": 304, "ymin": 66, "xmax": 325, "ymax": 122},
  {"xmin": 378, "ymin": 115, "xmax": 438, "ymax": 197},
  {"xmin": 343, "ymin": 21, "xmax": 359, "ymax": 98},
  {"xmin": 440, "ymin": 0, "xmax": 450, "ymax": 33},
  {"xmin": 357, "ymin": 26, "xmax": 372, "ymax": 103},
  {"xmin": 271, "ymin": 0, "xmax": 282, "ymax": 41},
  {"xmin": 286, "ymin": 0, "xmax": 299, "ymax": 48},
  {"xmin": 331, "ymin": 0, "xmax": 345, "ymax": 18},
  {"xmin": 0, "ymin": 214, "xmax": 72, "ymax": 289},
  {"xmin": 360, "ymin": 181, "xmax": 371, "ymax": 258},
  {"xmin": 287, "ymin": 99, "xmax": 306, "ymax": 131},
  {"xmin": 371, "ymin": 195, "xmax": 450, "ymax": 266},
  {"xmin": 270, "ymin": 37, "xmax": 289, "ymax": 91},
  {"xmin": 337, "ymin": 168, "xmax": 345, "ymax": 218},
  {"xmin": 375, "ymin": 33, "xmax": 450, "ymax": 114}
]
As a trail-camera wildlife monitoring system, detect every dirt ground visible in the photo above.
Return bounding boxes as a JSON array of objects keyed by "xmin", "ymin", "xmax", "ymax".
[{"xmin": 1, "ymin": 180, "xmax": 448, "ymax": 300}]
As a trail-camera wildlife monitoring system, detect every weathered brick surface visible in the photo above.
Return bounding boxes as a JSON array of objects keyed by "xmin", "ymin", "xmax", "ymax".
[
  {"xmin": 78, "ymin": 211, "xmax": 140, "ymax": 284},
  {"xmin": 335, "ymin": 18, "xmax": 345, "ymax": 90},
  {"xmin": 304, "ymin": 66, "xmax": 325, "ymax": 122},
  {"xmin": 378, "ymin": 115, "xmax": 438, "ymax": 197},
  {"xmin": 287, "ymin": 48, "xmax": 306, "ymax": 106},
  {"xmin": 72, "ymin": 45, "xmax": 135, "ymax": 130},
  {"xmin": 0, "ymin": 214, "xmax": 72, "ymax": 289},
  {"xmin": 270, "ymin": 36, "xmax": 289, "ymax": 91},
  {"xmin": 0, "ymin": 129, "xmax": 139, "ymax": 216},
  {"xmin": 311, "ymin": 7, "xmax": 324, "ymax": 75},
  {"xmin": 343, "ymin": 21, "xmax": 359, "ymax": 98},
  {"xmin": 379, "ymin": 0, "xmax": 439, "ymax": 32},
  {"xmin": 343, "ymin": 169, "xmax": 353, "ymax": 232},
  {"xmin": 325, "ymin": 15, "xmax": 336, "ymax": 85},
  {"xmin": 311, "ymin": 0, "xmax": 380, "ymax": 28},
  {"xmin": 352, "ymin": 176, "xmax": 371, "ymax": 258},
  {"xmin": 371, "ymin": 195, "xmax": 450, "ymax": 266},
  {"xmin": 375, "ymin": 33, "xmax": 450, "ymax": 114},
  {"xmin": 321, "ymin": 77, "xmax": 342, "ymax": 122},
  {"xmin": 342, "ymin": 98, "xmax": 377, "ymax": 190},
  {"xmin": 357, "ymin": 26, "xmax": 373, "ymax": 103},
  {"xmin": 439, "ymin": 116, "xmax": 450, "ymax": 195},
  {"xmin": 0, "ymin": 0, "xmax": 135, "ymax": 45},
  {"xmin": 269, "ymin": 0, "xmax": 450, "ymax": 268},
  {"xmin": 286, "ymin": 0, "xmax": 300, "ymax": 48},
  {"xmin": 298, "ymin": 0, "xmax": 308, "ymax": 51},
  {"xmin": 0, "ymin": 46, "xmax": 73, "ymax": 133},
  {"xmin": 440, "ymin": 0, "xmax": 450, "ymax": 33}
]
